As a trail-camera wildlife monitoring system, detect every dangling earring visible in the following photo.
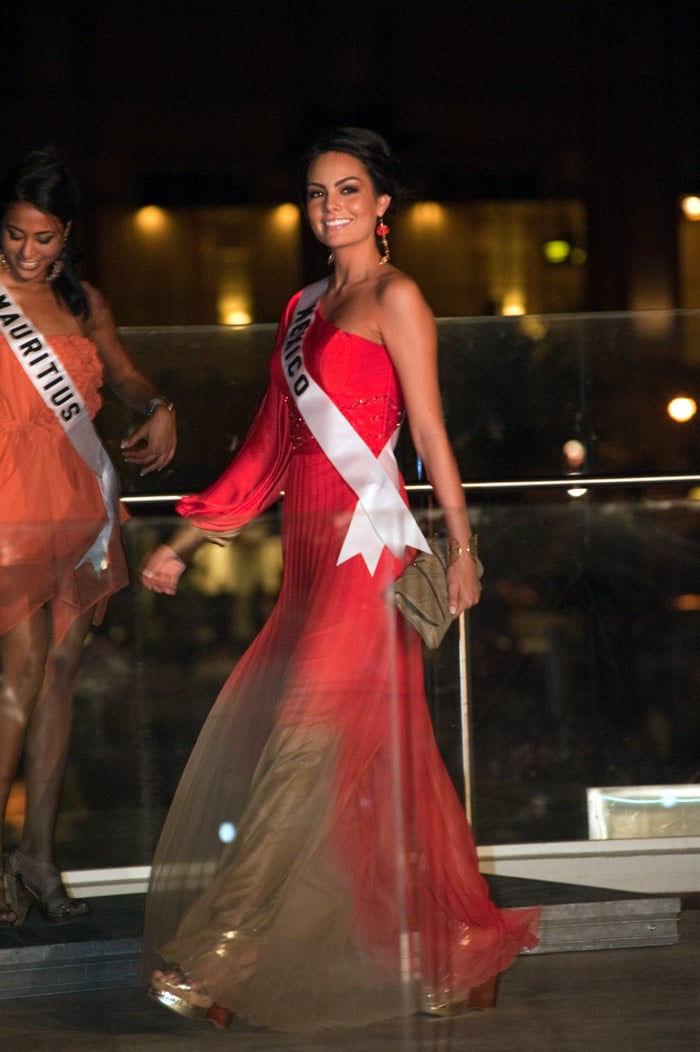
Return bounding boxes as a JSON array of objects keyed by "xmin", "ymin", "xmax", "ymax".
[
  {"xmin": 327, "ymin": 251, "xmax": 334, "ymax": 267},
  {"xmin": 376, "ymin": 216, "xmax": 390, "ymax": 265},
  {"xmin": 46, "ymin": 256, "xmax": 64, "ymax": 282},
  {"xmin": 0, "ymin": 252, "xmax": 9, "ymax": 272},
  {"xmin": 47, "ymin": 236, "xmax": 68, "ymax": 283}
]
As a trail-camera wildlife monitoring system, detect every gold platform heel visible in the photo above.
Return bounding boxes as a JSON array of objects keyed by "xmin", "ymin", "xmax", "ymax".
[{"xmin": 421, "ymin": 972, "xmax": 502, "ymax": 1016}]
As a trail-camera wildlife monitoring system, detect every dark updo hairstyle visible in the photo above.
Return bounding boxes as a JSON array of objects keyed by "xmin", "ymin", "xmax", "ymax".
[
  {"xmin": 303, "ymin": 125, "xmax": 405, "ymax": 209},
  {"xmin": 0, "ymin": 149, "xmax": 89, "ymax": 317}
]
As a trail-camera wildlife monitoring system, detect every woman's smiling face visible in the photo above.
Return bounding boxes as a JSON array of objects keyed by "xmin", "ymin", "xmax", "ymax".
[
  {"xmin": 1, "ymin": 201, "xmax": 69, "ymax": 283},
  {"xmin": 306, "ymin": 151, "xmax": 390, "ymax": 254}
]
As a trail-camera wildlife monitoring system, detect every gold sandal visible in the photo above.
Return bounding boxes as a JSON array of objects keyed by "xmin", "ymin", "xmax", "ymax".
[
  {"xmin": 421, "ymin": 973, "xmax": 502, "ymax": 1016},
  {"xmin": 149, "ymin": 969, "xmax": 232, "ymax": 1029}
]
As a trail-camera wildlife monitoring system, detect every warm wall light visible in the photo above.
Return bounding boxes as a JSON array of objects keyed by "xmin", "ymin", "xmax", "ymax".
[
  {"xmin": 674, "ymin": 594, "xmax": 700, "ymax": 611},
  {"xmin": 218, "ymin": 294, "xmax": 252, "ymax": 326},
  {"xmin": 408, "ymin": 202, "xmax": 446, "ymax": 228},
  {"xmin": 667, "ymin": 396, "xmax": 697, "ymax": 423},
  {"xmin": 501, "ymin": 290, "xmax": 526, "ymax": 316},
  {"xmin": 271, "ymin": 203, "xmax": 300, "ymax": 232},
  {"xmin": 680, "ymin": 195, "xmax": 700, "ymax": 221},
  {"xmin": 134, "ymin": 205, "xmax": 170, "ymax": 234}
]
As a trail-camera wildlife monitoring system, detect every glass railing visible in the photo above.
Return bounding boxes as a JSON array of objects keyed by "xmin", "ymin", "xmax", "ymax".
[{"xmin": 4, "ymin": 310, "xmax": 699, "ymax": 875}]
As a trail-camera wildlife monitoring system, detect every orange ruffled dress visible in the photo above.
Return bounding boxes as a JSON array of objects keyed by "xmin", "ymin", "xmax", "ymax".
[
  {"xmin": 0, "ymin": 333, "xmax": 128, "ymax": 644},
  {"xmin": 142, "ymin": 295, "xmax": 539, "ymax": 1031}
]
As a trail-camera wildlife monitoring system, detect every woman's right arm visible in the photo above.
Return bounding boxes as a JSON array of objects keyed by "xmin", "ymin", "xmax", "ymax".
[
  {"xmin": 140, "ymin": 297, "xmax": 298, "ymax": 595},
  {"xmin": 139, "ymin": 381, "xmax": 291, "ymax": 594}
]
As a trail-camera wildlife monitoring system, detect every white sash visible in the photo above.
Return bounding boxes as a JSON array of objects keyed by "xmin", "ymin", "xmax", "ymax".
[
  {"xmin": 281, "ymin": 280, "xmax": 431, "ymax": 575},
  {"xmin": 0, "ymin": 282, "xmax": 120, "ymax": 572}
]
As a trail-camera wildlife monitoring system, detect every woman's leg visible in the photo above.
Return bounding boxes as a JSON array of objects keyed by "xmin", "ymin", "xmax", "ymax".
[
  {"xmin": 0, "ymin": 610, "xmax": 50, "ymax": 922},
  {"xmin": 19, "ymin": 607, "xmax": 95, "ymax": 864},
  {"xmin": 0, "ymin": 610, "xmax": 51, "ymax": 863}
]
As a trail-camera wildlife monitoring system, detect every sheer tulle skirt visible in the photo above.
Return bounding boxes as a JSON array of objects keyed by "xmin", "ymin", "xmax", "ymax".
[{"xmin": 142, "ymin": 450, "xmax": 539, "ymax": 1031}]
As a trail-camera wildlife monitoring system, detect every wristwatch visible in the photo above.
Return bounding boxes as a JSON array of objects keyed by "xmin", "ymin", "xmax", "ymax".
[{"xmin": 144, "ymin": 397, "xmax": 174, "ymax": 417}]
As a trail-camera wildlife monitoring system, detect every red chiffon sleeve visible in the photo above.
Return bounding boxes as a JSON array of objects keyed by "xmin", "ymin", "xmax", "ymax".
[
  {"xmin": 175, "ymin": 296, "xmax": 300, "ymax": 534},
  {"xmin": 176, "ymin": 378, "xmax": 291, "ymax": 532}
]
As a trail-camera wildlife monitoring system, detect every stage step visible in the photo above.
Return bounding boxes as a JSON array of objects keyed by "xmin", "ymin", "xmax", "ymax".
[
  {"xmin": 0, "ymin": 887, "xmax": 682, "ymax": 999},
  {"xmin": 0, "ymin": 938, "xmax": 139, "ymax": 1000},
  {"xmin": 530, "ymin": 895, "xmax": 680, "ymax": 954}
]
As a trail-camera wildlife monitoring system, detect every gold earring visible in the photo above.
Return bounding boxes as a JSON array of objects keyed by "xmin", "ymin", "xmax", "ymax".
[
  {"xmin": 46, "ymin": 257, "xmax": 64, "ymax": 282},
  {"xmin": 0, "ymin": 252, "xmax": 9, "ymax": 272},
  {"xmin": 376, "ymin": 217, "xmax": 390, "ymax": 265},
  {"xmin": 46, "ymin": 237, "xmax": 68, "ymax": 283}
]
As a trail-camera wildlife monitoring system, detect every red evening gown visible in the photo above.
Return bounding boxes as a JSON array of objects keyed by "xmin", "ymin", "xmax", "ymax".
[
  {"xmin": 0, "ymin": 333, "xmax": 128, "ymax": 644},
  {"xmin": 141, "ymin": 294, "xmax": 539, "ymax": 1031}
]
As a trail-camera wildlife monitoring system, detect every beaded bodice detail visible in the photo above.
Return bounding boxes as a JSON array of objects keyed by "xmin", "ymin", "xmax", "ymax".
[
  {"xmin": 288, "ymin": 393, "xmax": 403, "ymax": 453},
  {"xmin": 278, "ymin": 310, "xmax": 405, "ymax": 457}
]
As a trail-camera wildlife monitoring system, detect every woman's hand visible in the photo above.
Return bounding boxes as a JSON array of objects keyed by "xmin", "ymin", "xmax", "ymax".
[
  {"xmin": 447, "ymin": 555, "xmax": 482, "ymax": 616},
  {"xmin": 82, "ymin": 283, "xmax": 177, "ymax": 476},
  {"xmin": 121, "ymin": 407, "xmax": 177, "ymax": 476},
  {"xmin": 139, "ymin": 544, "xmax": 186, "ymax": 595}
]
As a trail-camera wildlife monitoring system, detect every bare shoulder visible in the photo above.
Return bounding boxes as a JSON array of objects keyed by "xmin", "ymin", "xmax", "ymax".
[
  {"xmin": 82, "ymin": 281, "xmax": 110, "ymax": 319},
  {"xmin": 81, "ymin": 281, "xmax": 118, "ymax": 337},
  {"xmin": 375, "ymin": 267, "xmax": 432, "ymax": 320},
  {"xmin": 375, "ymin": 268, "xmax": 435, "ymax": 345}
]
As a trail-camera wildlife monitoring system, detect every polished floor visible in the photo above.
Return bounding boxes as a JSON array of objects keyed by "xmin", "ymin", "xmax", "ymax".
[{"xmin": 0, "ymin": 907, "xmax": 697, "ymax": 1052}]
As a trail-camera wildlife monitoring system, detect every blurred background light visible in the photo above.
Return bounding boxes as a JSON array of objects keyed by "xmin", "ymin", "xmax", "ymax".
[
  {"xmin": 271, "ymin": 203, "xmax": 300, "ymax": 231},
  {"xmin": 134, "ymin": 205, "xmax": 170, "ymax": 235},
  {"xmin": 218, "ymin": 822, "xmax": 237, "ymax": 843},
  {"xmin": 501, "ymin": 290, "xmax": 526, "ymax": 316},
  {"xmin": 680, "ymin": 195, "xmax": 700, "ymax": 221},
  {"xmin": 563, "ymin": 439, "xmax": 586, "ymax": 468},
  {"xmin": 543, "ymin": 239, "xmax": 571, "ymax": 264},
  {"xmin": 667, "ymin": 396, "xmax": 697, "ymax": 422}
]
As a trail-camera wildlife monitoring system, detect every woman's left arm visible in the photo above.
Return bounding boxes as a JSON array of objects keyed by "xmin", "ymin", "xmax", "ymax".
[
  {"xmin": 379, "ymin": 275, "xmax": 481, "ymax": 613},
  {"xmin": 83, "ymin": 283, "xmax": 177, "ymax": 475}
]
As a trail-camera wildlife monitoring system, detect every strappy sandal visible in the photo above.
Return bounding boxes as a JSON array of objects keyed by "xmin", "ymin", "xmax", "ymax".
[
  {"xmin": 5, "ymin": 850, "xmax": 90, "ymax": 925},
  {"xmin": 0, "ymin": 902, "xmax": 16, "ymax": 925},
  {"xmin": 1, "ymin": 876, "xmax": 18, "ymax": 926},
  {"xmin": 149, "ymin": 968, "xmax": 232, "ymax": 1029},
  {"xmin": 1, "ymin": 861, "xmax": 31, "ymax": 927}
]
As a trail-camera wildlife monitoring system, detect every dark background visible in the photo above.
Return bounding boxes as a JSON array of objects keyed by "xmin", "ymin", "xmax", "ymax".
[{"xmin": 3, "ymin": 0, "xmax": 699, "ymax": 313}]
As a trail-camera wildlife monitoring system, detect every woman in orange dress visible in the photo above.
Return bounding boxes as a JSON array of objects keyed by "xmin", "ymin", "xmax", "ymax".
[
  {"xmin": 0, "ymin": 150, "xmax": 177, "ymax": 926},
  {"xmin": 140, "ymin": 128, "xmax": 539, "ymax": 1031}
]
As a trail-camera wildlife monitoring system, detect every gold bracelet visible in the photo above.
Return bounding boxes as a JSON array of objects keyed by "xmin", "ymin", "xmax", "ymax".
[
  {"xmin": 446, "ymin": 539, "xmax": 461, "ymax": 565},
  {"xmin": 447, "ymin": 534, "xmax": 478, "ymax": 565}
]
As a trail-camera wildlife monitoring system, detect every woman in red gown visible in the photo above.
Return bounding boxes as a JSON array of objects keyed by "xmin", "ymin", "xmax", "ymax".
[
  {"xmin": 141, "ymin": 128, "xmax": 539, "ymax": 1032},
  {"xmin": 0, "ymin": 150, "xmax": 176, "ymax": 928}
]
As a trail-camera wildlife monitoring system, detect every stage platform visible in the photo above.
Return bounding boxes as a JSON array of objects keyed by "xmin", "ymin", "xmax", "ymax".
[
  {"xmin": 0, "ymin": 876, "xmax": 682, "ymax": 1001},
  {"xmin": 0, "ymin": 897, "xmax": 696, "ymax": 1052}
]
